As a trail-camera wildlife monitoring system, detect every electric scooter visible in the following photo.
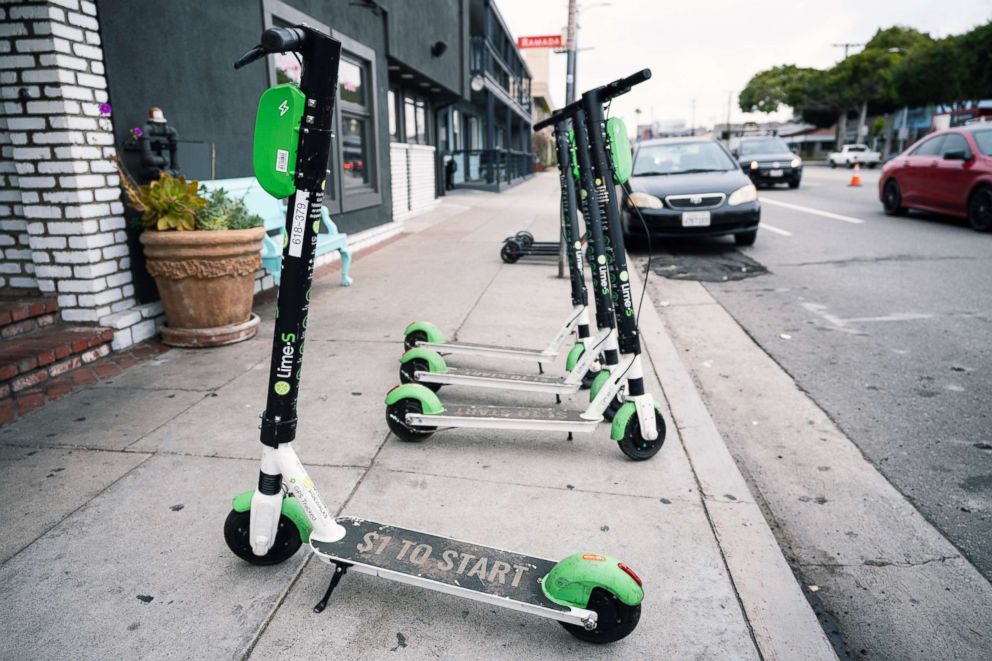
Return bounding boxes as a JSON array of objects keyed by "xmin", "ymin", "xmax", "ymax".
[
  {"xmin": 500, "ymin": 230, "xmax": 563, "ymax": 263},
  {"xmin": 385, "ymin": 71, "xmax": 667, "ymax": 461},
  {"xmin": 399, "ymin": 107, "xmax": 619, "ymax": 401},
  {"xmin": 223, "ymin": 25, "xmax": 644, "ymax": 644}
]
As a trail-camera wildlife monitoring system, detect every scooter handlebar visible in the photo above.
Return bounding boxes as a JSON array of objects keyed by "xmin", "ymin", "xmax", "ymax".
[
  {"xmin": 234, "ymin": 26, "xmax": 307, "ymax": 69},
  {"xmin": 600, "ymin": 68, "xmax": 651, "ymax": 101}
]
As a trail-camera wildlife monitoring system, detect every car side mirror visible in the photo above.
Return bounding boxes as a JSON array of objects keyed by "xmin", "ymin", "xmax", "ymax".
[
  {"xmin": 943, "ymin": 149, "xmax": 971, "ymax": 161},
  {"xmin": 730, "ymin": 149, "xmax": 739, "ymax": 158}
]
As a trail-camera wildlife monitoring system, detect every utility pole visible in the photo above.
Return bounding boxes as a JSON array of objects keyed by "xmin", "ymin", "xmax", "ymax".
[
  {"xmin": 832, "ymin": 42, "xmax": 863, "ymax": 58},
  {"xmin": 690, "ymin": 99, "xmax": 696, "ymax": 136},
  {"xmin": 725, "ymin": 91, "xmax": 733, "ymax": 145},
  {"xmin": 558, "ymin": 0, "xmax": 578, "ymax": 278}
]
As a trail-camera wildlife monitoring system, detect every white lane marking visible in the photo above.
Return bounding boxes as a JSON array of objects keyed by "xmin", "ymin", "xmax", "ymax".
[
  {"xmin": 761, "ymin": 197, "xmax": 866, "ymax": 224},
  {"xmin": 761, "ymin": 223, "xmax": 792, "ymax": 236},
  {"xmin": 801, "ymin": 302, "xmax": 932, "ymax": 335}
]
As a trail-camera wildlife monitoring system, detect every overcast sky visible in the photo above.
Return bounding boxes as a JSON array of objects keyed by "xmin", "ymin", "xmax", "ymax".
[{"xmin": 496, "ymin": 0, "xmax": 992, "ymax": 130}]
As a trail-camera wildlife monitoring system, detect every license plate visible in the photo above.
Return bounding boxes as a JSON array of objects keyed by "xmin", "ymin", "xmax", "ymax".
[
  {"xmin": 769, "ymin": 169, "xmax": 784, "ymax": 177},
  {"xmin": 682, "ymin": 211, "xmax": 711, "ymax": 227}
]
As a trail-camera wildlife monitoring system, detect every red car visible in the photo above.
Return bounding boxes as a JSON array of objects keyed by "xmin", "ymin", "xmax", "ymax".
[{"xmin": 879, "ymin": 124, "xmax": 992, "ymax": 232}]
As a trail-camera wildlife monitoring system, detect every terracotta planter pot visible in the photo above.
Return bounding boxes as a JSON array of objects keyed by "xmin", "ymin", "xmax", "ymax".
[{"xmin": 140, "ymin": 227, "xmax": 265, "ymax": 348}]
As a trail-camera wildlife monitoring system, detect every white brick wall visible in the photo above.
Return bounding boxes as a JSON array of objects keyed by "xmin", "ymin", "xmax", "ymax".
[{"xmin": 0, "ymin": 0, "xmax": 161, "ymax": 349}]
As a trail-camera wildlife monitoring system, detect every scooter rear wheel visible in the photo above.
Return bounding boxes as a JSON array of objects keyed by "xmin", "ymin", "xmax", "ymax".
[
  {"xmin": 618, "ymin": 409, "xmax": 666, "ymax": 461},
  {"xmin": 560, "ymin": 588, "xmax": 641, "ymax": 644},
  {"xmin": 223, "ymin": 508, "xmax": 302, "ymax": 566},
  {"xmin": 404, "ymin": 330, "xmax": 429, "ymax": 352},
  {"xmin": 399, "ymin": 358, "xmax": 442, "ymax": 392},
  {"xmin": 386, "ymin": 398, "xmax": 436, "ymax": 442}
]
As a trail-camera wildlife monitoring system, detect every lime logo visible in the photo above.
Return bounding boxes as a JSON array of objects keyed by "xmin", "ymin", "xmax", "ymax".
[
  {"xmin": 597, "ymin": 255, "xmax": 606, "ymax": 265},
  {"xmin": 595, "ymin": 178, "xmax": 602, "ymax": 186},
  {"xmin": 574, "ymin": 241, "xmax": 581, "ymax": 250},
  {"xmin": 305, "ymin": 289, "xmax": 311, "ymax": 302},
  {"xmin": 278, "ymin": 99, "xmax": 289, "ymax": 116},
  {"xmin": 283, "ymin": 233, "xmax": 289, "ymax": 247},
  {"xmin": 580, "ymin": 189, "xmax": 588, "ymax": 199},
  {"xmin": 312, "ymin": 220, "xmax": 319, "ymax": 233},
  {"xmin": 274, "ymin": 381, "xmax": 291, "ymax": 395},
  {"xmin": 619, "ymin": 271, "xmax": 629, "ymax": 283}
]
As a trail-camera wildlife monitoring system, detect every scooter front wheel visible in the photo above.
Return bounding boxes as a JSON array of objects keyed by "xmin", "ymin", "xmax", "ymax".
[
  {"xmin": 560, "ymin": 588, "xmax": 641, "ymax": 644},
  {"xmin": 386, "ymin": 397, "xmax": 436, "ymax": 442},
  {"xmin": 404, "ymin": 330, "xmax": 429, "ymax": 352},
  {"xmin": 618, "ymin": 409, "xmax": 666, "ymax": 461},
  {"xmin": 223, "ymin": 508, "xmax": 302, "ymax": 566},
  {"xmin": 500, "ymin": 240, "xmax": 522, "ymax": 264}
]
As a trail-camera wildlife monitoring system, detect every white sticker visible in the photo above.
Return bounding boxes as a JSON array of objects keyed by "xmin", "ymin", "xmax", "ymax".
[
  {"xmin": 288, "ymin": 190, "xmax": 309, "ymax": 258},
  {"xmin": 275, "ymin": 149, "xmax": 289, "ymax": 173}
]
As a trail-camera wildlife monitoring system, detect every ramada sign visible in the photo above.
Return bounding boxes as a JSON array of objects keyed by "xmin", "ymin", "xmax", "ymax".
[{"xmin": 517, "ymin": 34, "xmax": 563, "ymax": 49}]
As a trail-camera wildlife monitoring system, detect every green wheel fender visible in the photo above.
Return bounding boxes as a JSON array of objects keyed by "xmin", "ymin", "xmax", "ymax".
[
  {"xmin": 384, "ymin": 383, "xmax": 444, "ymax": 414},
  {"xmin": 610, "ymin": 400, "xmax": 662, "ymax": 441},
  {"xmin": 400, "ymin": 347, "xmax": 448, "ymax": 373},
  {"xmin": 565, "ymin": 342, "xmax": 585, "ymax": 372},
  {"xmin": 403, "ymin": 321, "xmax": 445, "ymax": 345},
  {"xmin": 542, "ymin": 552, "xmax": 644, "ymax": 608},
  {"xmin": 231, "ymin": 490, "xmax": 313, "ymax": 543},
  {"xmin": 589, "ymin": 368, "xmax": 611, "ymax": 402}
]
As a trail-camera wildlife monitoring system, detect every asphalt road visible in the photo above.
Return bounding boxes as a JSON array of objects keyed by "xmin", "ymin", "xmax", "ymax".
[{"xmin": 632, "ymin": 163, "xmax": 992, "ymax": 579}]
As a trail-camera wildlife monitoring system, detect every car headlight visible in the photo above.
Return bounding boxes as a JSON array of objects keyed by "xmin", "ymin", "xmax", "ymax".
[
  {"xmin": 749, "ymin": 161, "xmax": 759, "ymax": 170},
  {"xmin": 790, "ymin": 158, "xmax": 801, "ymax": 168},
  {"xmin": 628, "ymin": 192, "xmax": 663, "ymax": 209},
  {"xmin": 728, "ymin": 184, "xmax": 757, "ymax": 206}
]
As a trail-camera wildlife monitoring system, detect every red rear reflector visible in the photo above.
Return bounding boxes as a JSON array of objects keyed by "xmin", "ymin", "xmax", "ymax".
[
  {"xmin": 618, "ymin": 562, "xmax": 642, "ymax": 586},
  {"xmin": 386, "ymin": 384, "xmax": 400, "ymax": 395},
  {"xmin": 582, "ymin": 553, "xmax": 606, "ymax": 561}
]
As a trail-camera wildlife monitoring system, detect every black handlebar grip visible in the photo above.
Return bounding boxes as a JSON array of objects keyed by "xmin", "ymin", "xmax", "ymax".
[
  {"xmin": 261, "ymin": 26, "xmax": 306, "ymax": 53},
  {"xmin": 614, "ymin": 69, "xmax": 651, "ymax": 91}
]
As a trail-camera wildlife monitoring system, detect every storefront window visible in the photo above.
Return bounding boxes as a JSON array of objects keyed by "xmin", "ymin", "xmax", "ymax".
[
  {"xmin": 388, "ymin": 90, "xmax": 399, "ymax": 141},
  {"xmin": 452, "ymin": 109, "xmax": 462, "ymax": 150},
  {"xmin": 341, "ymin": 115, "xmax": 368, "ymax": 188},
  {"xmin": 339, "ymin": 58, "xmax": 364, "ymax": 105}
]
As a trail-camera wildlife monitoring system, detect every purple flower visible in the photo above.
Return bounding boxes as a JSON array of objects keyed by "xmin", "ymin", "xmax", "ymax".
[
  {"xmin": 131, "ymin": 126, "xmax": 144, "ymax": 138},
  {"xmin": 99, "ymin": 102, "xmax": 112, "ymax": 116}
]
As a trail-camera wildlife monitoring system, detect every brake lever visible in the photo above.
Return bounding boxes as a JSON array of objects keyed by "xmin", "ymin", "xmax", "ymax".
[{"xmin": 234, "ymin": 45, "xmax": 265, "ymax": 70}]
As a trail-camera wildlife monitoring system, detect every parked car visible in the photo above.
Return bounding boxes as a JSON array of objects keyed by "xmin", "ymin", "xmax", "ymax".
[
  {"xmin": 827, "ymin": 144, "xmax": 881, "ymax": 168},
  {"xmin": 623, "ymin": 137, "xmax": 761, "ymax": 246},
  {"xmin": 879, "ymin": 125, "xmax": 992, "ymax": 232},
  {"xmin": 731, "ymin": 136, "xmax": 802, "ymax": 188}
]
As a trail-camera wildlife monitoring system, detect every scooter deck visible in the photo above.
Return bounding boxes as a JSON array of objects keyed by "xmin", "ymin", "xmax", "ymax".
[
  {"xmin": 421, "ymin": 340, "xmax": 557, "ymax": 362},
  {"xmin": 418, "ymin": 365, "xmax": 577, "ymax": 394},
  {"xmin": 311, "ymin": 517, "xmax": 587, "ymax": 624},
  {"xmin": 408, "ymin": 403, "xmax": 599, "ymax": 433}
]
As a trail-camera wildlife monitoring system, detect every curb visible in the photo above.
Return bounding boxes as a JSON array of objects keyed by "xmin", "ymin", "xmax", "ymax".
[{"xmin": 629, "ymin": 260, "xmax": 838, "ymax": 661}]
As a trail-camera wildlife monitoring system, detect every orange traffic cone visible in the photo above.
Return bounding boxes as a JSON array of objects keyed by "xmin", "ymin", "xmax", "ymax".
[{"xmin": 849, "ymin": 161, "xmax": 862, "ymax": 187}]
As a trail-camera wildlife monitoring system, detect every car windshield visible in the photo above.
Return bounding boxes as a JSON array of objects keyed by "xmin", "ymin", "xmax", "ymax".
[
  {"xmin": 632, "ymin": 141, "xmax": 738, "ymax": 176},
  {"xmin": 740, "ymin": 138, "xmax": 791, "ymax": 155},
  {"xmin": 974, "ymin": 130, "xmax": 992, "ymax": 156}
]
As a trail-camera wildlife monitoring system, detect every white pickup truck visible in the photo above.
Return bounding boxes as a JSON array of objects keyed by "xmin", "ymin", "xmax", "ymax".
[{"xmin": 827, "ymin": 144, "xmax": 881, "ymax": 168}]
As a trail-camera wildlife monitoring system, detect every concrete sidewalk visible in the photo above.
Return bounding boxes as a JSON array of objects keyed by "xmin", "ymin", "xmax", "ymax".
[{"xmin": 0, "ymin": 174, "xmax": 833, "ymax": 660}]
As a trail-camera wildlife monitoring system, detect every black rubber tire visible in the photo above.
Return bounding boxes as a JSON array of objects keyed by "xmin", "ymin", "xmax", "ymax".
[
  {"xmin": 735, "ymin": 230, "xmax": 757, "ymax": 247},
  {"xmin": 515, "ymin": 231, "xmax": 534, "ymax": 248},
  {"xmin": 560, "ymin": 588, "xmax": 641, "ymax": 644},
  {"xmin": 580, "ymin": 369, "xmax": 596, "ymax": 390},
  {"xmin": 882, "ymin": 179, "xmax": 907, "ymax": 216},
  {"xmin": 404, "ymin": 330, "xmax": 429, "ymax": 352},
  {"xmin": 868, "ymin": 162, "xmax": 878, "ymax": 169},
  {"xmin": 788, "ymin": 179, "xmax": 800, "ymax": 189},
  {"xmin": 967, "ymin": 185, "xmax": 992, "ymax": 232},
  {"xmin": 618, "ymin": 409, "xmax": 667, "ymax": 461},
  {"xmin": 829, "ymin": 160, "xmax": 837, "ymax": 169},
  {"xmin": 223, "ymin": 508, "xmax": 302, "ymax": 566},
  {"xmin": 386, "ymin": 398, "xmax": 435, "ymax": 442},
  {"xmin": 399, "ymin": 359, "xmax": 442, "ymax": 392},
  {"xmin": 500, "ymin": 241, "xmax": 521, "ymax": 264}
]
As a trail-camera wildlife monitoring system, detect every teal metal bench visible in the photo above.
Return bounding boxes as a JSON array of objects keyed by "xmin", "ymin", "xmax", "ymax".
[{"xmin": 198, "ymin": 177, "xmax": 352, "ymax": 286}]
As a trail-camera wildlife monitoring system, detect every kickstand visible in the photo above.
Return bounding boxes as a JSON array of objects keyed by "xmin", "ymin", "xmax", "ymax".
[
  {"xmin": 555, "ymin": 394, "xmax": 561, "ymax": 404},
  {"xmin": 567, "ymin": 432, "xmax": 573, "ymax": 441},
  {"xmin": 538, "ymin": 363, "xmax": 544, "ymax": 374},
  {"xmin": 313, "ymin": 562, "xmax": 350, "ymax": 614}
]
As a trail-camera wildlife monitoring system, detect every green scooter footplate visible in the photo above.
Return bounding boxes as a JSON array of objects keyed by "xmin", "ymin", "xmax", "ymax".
[{"xmin": 311, "ymin": 517, "xmax": 569, "ymax": 612}]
